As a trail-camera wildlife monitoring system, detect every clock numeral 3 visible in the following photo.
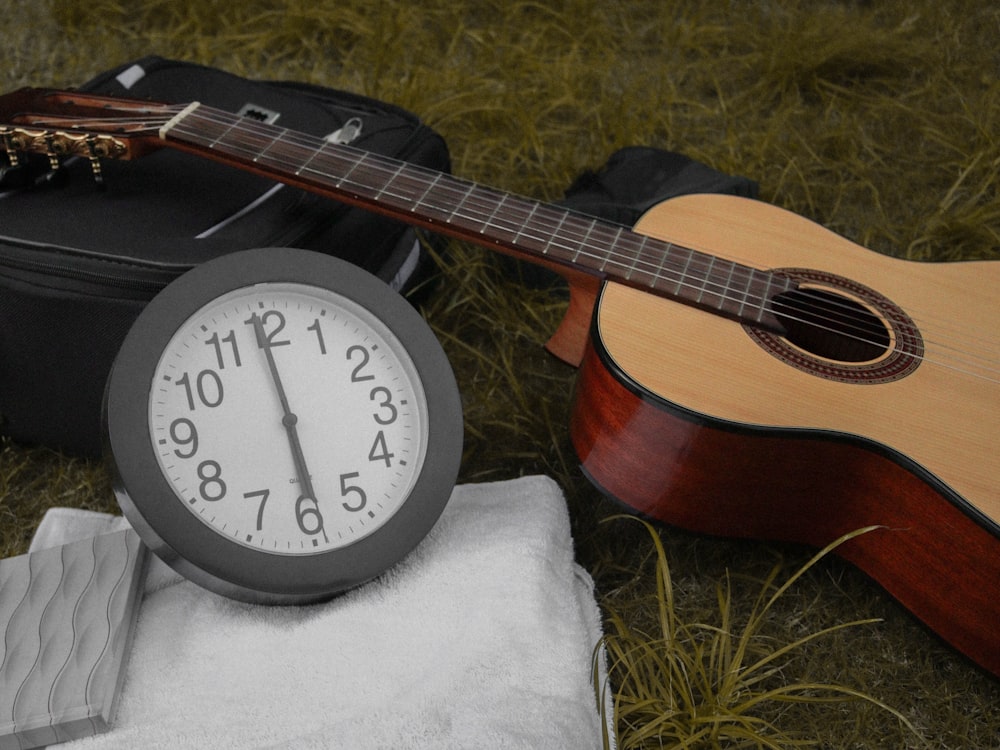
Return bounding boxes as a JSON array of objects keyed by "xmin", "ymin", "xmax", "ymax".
[{"xmin": 369, "ymin": 386, "xmax": 398, "ymax": 425}]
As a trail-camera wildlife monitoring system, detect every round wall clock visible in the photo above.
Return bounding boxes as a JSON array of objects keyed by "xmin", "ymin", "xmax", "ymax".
[{"xmin": 104, "ymin": 247, "xmax": 463, "ymax": 605}]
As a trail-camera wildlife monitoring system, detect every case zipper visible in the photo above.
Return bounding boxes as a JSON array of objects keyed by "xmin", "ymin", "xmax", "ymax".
[{"xmin": 0, "ymin": 239, "xmax": 185, "ymax": 296}]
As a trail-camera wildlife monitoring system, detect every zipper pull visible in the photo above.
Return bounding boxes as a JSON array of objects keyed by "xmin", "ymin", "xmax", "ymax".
[{"xmin": 327, "ymin": 117, "xmax": 363, "ymax": 146}]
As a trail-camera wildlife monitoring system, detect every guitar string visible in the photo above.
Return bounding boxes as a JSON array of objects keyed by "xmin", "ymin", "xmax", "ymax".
[
  {"xmin": 163, "ymin": 111, "xmax": 913, "ymax": 349},
  {"xmin": 136, "ymin": 105, "xmax": 943, "ymax": 344},
  {"xmin": 57, "ymin": 107, "xmax": 999, "ymax": 381},
  {"xmin": 51, "ymin": 107, "xmax": 1000, "ymax": 380},
  {"xmin": 218, "ymin": 114, "xmax": 1000, "ymax": 381},
  {"xmin": 163, "ymin": 110, "xmax": 1000, "ymax": 381}
]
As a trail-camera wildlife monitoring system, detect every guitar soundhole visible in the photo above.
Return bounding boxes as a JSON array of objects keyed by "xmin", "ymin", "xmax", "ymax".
[
  {"xmin": 744, "ymin": 268, "xmax": 923, "ymax": 385},
  {"xmin": 772, "ymin": 288, "xmax": 890, "ymax": 363}
]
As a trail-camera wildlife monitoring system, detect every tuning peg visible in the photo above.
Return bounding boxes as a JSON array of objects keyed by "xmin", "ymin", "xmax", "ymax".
[
  {"xmin": 42, "ymin": 132, "xmax": 63, "ymax": 172},
  {"xmin": 85, "ymin": 135, "xmax": 106, "ymax": 186},
  {"xmin": 1, "ymin": 129, "xmax": 21, "ymax": 164},
  {"xmin": 0, "ymin": 131, "xmax": 28, "ymax": 189}
]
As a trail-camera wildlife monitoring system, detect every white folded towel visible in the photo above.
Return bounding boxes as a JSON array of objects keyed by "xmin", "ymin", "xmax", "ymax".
[{"xmin": 28, "ymin": 475, "xmax": 608, "ymax": 749}]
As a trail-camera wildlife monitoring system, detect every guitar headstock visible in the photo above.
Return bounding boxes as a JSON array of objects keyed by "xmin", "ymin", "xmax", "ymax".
[{"xmin": 0, "ymin": 88, "xmax": 174, "ymax": 184}]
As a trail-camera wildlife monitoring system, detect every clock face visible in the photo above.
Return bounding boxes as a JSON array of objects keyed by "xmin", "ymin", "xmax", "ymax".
[
  {"xmin": 105, "ymin": 248, "xmax": 462, "ymax": 604},
  {"xmin": 147, "ymin": 282, "xmax": 428, "ymax": 556}
]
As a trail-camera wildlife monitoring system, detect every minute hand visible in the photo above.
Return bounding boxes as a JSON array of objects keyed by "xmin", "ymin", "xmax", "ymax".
[{"xmin": 249, "ymin": 313, "xmax": 318, "ymax": 503}]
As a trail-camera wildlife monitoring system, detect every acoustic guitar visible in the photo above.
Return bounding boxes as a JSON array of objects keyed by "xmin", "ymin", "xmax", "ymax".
[{"xmin": 2, "ymin": 89, "xmax": 997, "ymax": 676}]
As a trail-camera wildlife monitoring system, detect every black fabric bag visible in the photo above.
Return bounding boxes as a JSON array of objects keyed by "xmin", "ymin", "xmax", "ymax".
[
  {"xmin": 559, "ymin": 146, "xmax": 759, "ymax": 224},
  {"xmin": 0, "ymin": 57, "xmax": 450, "ymax": 456}
]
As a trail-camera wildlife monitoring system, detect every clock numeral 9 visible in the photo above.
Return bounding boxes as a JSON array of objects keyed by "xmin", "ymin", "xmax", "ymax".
[{"xmin": 169, "ymin": 417, "xmax": 199, "ymax": 458}]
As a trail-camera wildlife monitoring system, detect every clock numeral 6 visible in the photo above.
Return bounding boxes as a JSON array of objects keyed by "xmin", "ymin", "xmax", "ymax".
[{"xmin": 295, "ymin": 495, "xmax": 324, "ymax": 535}]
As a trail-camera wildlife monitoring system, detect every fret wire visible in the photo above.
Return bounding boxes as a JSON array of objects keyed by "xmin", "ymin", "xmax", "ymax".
[
  {"xmin": 511, "ymin": 202, "xmax": 540, "ymax": 246},
  {"xmin": 695, "ymin": 256, "xmax": 716, "ymax": 304},
  {"xmin": 479, "ymin": 192, "xmax": 509, "ymax": 235},
  {"xmin": 374, "ymin": 161, "xmax": 406, "ymax": 200},
  {"xmin": 412, "ymin": 171, "xmax": 443, "ymax": 213},
  {"xmin": 643, "ymin": 234, "xmax": 662, "ymax": 286},
  {"xmin": 736, "ymin": 267, "xmax": 754, "ymax": 318},
  {"xmin": 571, "ymin": 220, "xmax": 596, "ymax": 264},
  {"xmin": 756, "ymin": 270, "xmax": 775, "ymax": 325},
  {"xmin": 722, "ymin": 262, "xmax": 736, "ymax": 313},
  {"xmin": 252, "ymin": 130, "xmax": 283, "ymax": 164}
]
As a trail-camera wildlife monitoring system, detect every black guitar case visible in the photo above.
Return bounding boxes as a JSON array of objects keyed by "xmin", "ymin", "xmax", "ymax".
[{"xmin": 0, "ymin": 57, "xmax": 451, "ymax": 456}]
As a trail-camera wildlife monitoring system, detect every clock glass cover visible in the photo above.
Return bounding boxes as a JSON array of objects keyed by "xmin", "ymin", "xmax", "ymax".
[{"xmin": 105, "ymin": 248, "xmax": 462, "ymax": 604}]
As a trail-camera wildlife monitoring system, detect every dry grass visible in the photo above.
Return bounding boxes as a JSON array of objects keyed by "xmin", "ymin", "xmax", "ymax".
[
  {"xmin": 3, "ymin": 0, "xmax": 999, "ymax": 746},
  {"xmin": 597, "ymin": 520, "xmax": 927, "ymax": 749}
]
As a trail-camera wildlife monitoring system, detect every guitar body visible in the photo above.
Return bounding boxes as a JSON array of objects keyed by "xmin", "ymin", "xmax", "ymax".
[{"xmin": 570, "ymin": 193, "xmax": 1000, "ymax": 676}]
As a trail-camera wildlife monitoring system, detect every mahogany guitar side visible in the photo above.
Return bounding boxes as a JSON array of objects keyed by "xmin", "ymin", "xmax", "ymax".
[{"xmin": 570, "ymin": 193, "xmax": 1000, "ymax": 676}]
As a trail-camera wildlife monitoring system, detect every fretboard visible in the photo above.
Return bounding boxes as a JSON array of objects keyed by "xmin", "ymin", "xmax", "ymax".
[{"xmin": 160, "ymin": 103, "xmax": 793, "ymax": 330}]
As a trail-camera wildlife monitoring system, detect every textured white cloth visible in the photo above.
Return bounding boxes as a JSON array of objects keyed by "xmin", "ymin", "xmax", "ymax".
[{"xmin": 29, "ymin": 475, "xmax": 608, "ymax": 749}]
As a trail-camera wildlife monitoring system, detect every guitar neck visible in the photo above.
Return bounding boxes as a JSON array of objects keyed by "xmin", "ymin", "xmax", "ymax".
[{"xmin": 161, "ymin": 102, "xmax": 792, "ymax": 330}]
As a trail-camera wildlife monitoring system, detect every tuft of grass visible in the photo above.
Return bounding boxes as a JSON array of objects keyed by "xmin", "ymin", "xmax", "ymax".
[
  {"xmin": 0, "ymin": 437, "xmax": 115, "ymax": 557},
  {"xmin": 596, "ymin": 518, "xmax": 926, "ymax": 750}
]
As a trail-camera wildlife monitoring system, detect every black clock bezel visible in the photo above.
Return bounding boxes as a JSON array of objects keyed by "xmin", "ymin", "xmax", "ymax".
[{"xmin": 103, "ymin": 247, "xmax": 463, "ymax": 604}]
